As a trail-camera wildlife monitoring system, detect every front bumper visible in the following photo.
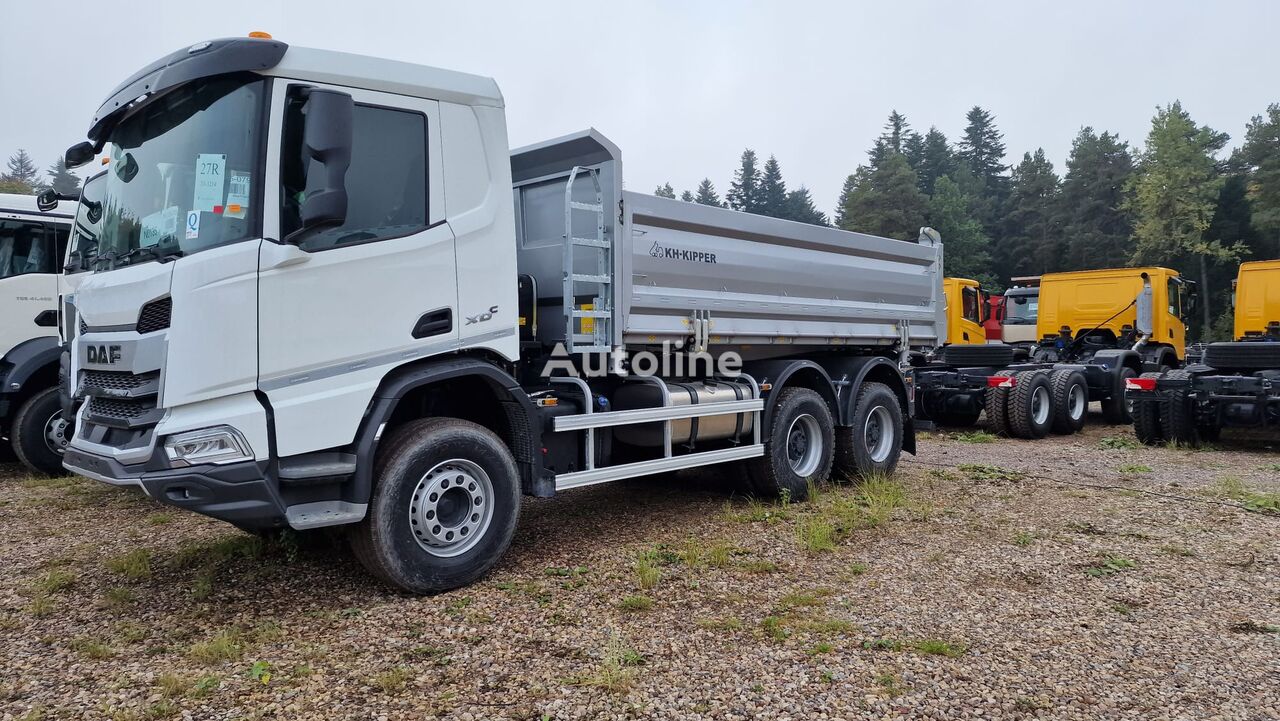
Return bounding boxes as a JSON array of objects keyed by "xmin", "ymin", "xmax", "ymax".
[{"xmin": 63, "ymin": 447, "xmax": 287, "ymax": 530}]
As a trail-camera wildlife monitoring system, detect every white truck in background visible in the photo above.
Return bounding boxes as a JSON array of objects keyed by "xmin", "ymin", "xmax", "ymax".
[{"xmin": 61, "ymin": 35, "xmax": 947, "ymax": 593}]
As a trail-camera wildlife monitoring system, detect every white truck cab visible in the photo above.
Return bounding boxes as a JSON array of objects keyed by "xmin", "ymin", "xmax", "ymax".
[
  {"xmin": 62, "ymin": 36, "xmax": 945, "ymax": 593},
  {"xmin": 0, "ymin": 191, "xmax": 84, "ymax": 473}
]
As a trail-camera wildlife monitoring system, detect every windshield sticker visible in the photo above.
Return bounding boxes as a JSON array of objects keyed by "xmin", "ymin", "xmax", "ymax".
[
  {"xmin": 193, "ymin": 153, "xmax": 227, "ymax": 212},
  {"xmin": 225, "ymin": 171, "xmax": 250, "ymax": 219},
  {"xmin": 185, "ymin": 210, "xmax": 201, "ymax": 240},
  {"xmin": 139, "ymin": 206, "xmax": 179, "ymax": 248}
]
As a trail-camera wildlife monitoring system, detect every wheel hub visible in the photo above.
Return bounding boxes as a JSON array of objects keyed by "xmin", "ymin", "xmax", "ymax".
[
  {"xmin": 408, "ymin": 459, "xmax": 494, "ymax": 557},
  {"xmin": 864, "ymin": 405, "xmax": 893, "ymax": 463},
  {"xmin": 785, "ymin": 414, "xmax": 823, "ymax": 477},
  {"xmin": 44, "ymin": 411, "xmax": 70, "ymax": 456}
]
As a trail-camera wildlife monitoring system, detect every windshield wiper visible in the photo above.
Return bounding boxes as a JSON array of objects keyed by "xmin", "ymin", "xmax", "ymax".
[{"xmin": 115, "ymin": 245, "xmax": 184, "ymax": 268}]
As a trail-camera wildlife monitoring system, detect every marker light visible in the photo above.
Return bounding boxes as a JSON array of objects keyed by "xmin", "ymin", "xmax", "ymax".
[
  {"xmin": 1125, "ymin": 377, "xmax": 1157, "ymax": 391},
  {"xmin": 987, "ymin": 375, "xmax": 1016, "ymax": 389},
  {"xmin": 248, "ymin": 31, "xmax": 273, "ymax": 39},
  {"xmin": 101, "ymin": 157, "xmax": 110, "ymax": 165}
]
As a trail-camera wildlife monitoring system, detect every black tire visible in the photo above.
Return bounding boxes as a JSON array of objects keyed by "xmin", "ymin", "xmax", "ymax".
[
  {"xmin": 750, "ymin": 387, "xmax": 834, "ymax": 498},
  {"xmin": 1203, "ymin": 342, "xmax": 1280, "ymax": 373},
  {"xmin": 1131, "ymin": 372, "xmax": 1164, "ymax": 446},
  {"xmin": 1007, "ymin": 371, "xmax": 1053, "ymax": 439},
  {"xmin": 1048, "ymin": 369, "xmax": 1088, "ymax": 435},
  {"xmin": 984, "ymin": 370, "xmax": 1016, "ymax": 436},
  {"xmin": 1101, "ymin": 366, "xmax": 1137, "ymax": 425},
  {"xmin": 1159, "ymin": 368, "xmax": 1201, "ymax": 447},
  {"xmin": 350, "ymin": 418, "xmax": 521, "ymax": 594},
  {"xmin": 12, "ymin": 387, "xmax": 70, "ymax": 476},
  {"xmin": 937, "ymin": 343, "xmax": 1016, "ymax": 367},
  {"xmin": 834, "ymin": 382, "xmax": 904, "ymax": 480}
]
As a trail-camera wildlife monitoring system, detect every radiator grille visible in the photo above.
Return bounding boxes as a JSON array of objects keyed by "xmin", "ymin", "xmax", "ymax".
[
  {"xmin": 136, "ymin": 297, "xmax": 172, "ymax": 334},
  {"xmin": 87, "ymin": 396, "xmax": 155, "ymax": 421}
]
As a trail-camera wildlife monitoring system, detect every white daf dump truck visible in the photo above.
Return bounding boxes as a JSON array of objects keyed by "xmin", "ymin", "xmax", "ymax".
[{"xmin": 61, "ymin": 35, "xmax": 946, "ymax": 593}]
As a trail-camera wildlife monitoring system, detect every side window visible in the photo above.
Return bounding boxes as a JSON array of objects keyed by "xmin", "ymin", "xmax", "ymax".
[
  {"xmin": 0, "ymin": 220, "xmax": 58, "ymax": 278},
  {"xmin": 282, "ymin": 95, "xmax": 428, "ymax": 250},
  {"xmin": 1167, "ymin": 278, "xmax": 1181, "ymax": 318},
  {"xmin": 961, "ymin": 286, "xmax": 981, "ymax": 324}
]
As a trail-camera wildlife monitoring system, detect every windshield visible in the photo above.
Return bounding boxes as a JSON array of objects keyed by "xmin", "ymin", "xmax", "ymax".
[
  {"xmin": 95, "ymin": 74, "xmax": 265, "ymax": 272},
  {"xmin": 1004, "ymin": 293, "xmax": 1039, "ymax": 324},
  {"xmin": 66, "ymin": 171, "xmax": 106, "ymax": 273}
]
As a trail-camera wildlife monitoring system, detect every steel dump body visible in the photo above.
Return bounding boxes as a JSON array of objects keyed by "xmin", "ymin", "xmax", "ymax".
[{"xmin": 511, "ymin": 129, "xmax": 945, "ymax": 354}]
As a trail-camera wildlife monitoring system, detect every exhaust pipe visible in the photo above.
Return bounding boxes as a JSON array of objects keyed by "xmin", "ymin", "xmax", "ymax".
[{"xmin": 1132, "ymin": 272, "xmax": 1153, "ymax": 351}]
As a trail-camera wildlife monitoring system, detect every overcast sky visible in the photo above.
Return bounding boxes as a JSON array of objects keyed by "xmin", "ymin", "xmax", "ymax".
[{"xmin": 2, "ymin": 1, "xmax": 1277, "ymax": 215}]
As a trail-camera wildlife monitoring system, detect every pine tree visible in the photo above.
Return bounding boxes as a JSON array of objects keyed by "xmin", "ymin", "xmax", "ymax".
[
  {"xmin": 881, "ymin": 111, "xmax": 911, "ymax": 154},
  {"xmin": 727, "ymin": 149, "xmax": 763, "ymax": 213},
  {"xmin": 1126, "ymin": 101, "xmax": 1236, "ymax": 338},
  {"xmin": 837, "ymin": 153, "xmax": 928, "ymax": 241},
  {"xmin": 679, "ymin": 190, "xmax": 694, "ymax": 202},
  {"xmin": 999, "ymin": 149, "xmax": 1061, "ymax": 279},
  {"xmin": 915, "ymin": 127, "xmax": 956, "ymax": 196},
  {"xmin": 758, "ymin": 155, "xmax": 788, "ymax": 218},
  {"xmin": 903, "ymin": 131, "xmax": 925, "ymax": 171},
  {"xmin": 1240, "ymin": 104, "xmax": 1280, "ymax": 257},
  {"xmin": 928, "ymin": 176, "xmax": 995, "ymax": 287},
  {"xmin": 1054, "ymin": 128, "xmax": 1135, "ymax": 271},
  {"xmin": 833, "ymin": 174, "xmax": 858, "ymax": 229},
  {"xmin": 654, "ymin": 183, "xmax": 676, "ymax": 199},
  {"xmin": 3, "ymin": 149, "xmax": 39, "ymax": 188},
  {"xmin": 693, "ymin": 178, "xmax": 723, "ymax": 207},
  {"xmin": 784, "ymin": 187, "xmax": 829, "ymax": 226},
  {"xmin": 45, "ymin": 159, "xmax": 81, "ymax": 195},
  {"xmin": 957, "ymin": 107, "xmax": 1009, "ymax": 235}
]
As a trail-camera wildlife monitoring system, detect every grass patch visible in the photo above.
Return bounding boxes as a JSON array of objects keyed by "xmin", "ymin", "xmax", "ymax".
[
  {"xmin": 862, "ymin": 637, "xmax": 903, "ymax": 651},
  {"xmin": 106, "ymin": 549, "xmax": 152, "ymax": 580},
  {"xmin": 1227, "ymin": 620, "xmax": 1280, "ymax": 634},
  {"xmin": 372, "ymin": 666, "xmax": 411, "ymax": 693},
  {"xmin": 103, "ymin": 586, "xmax": 137, "ymax": 610},
  {"xmin": 779, "ymin": 588, "xmax": 833, "ymax": 611},
  {"xmin": 911, "ymin": 638, "xmax": 967, "ymax": 657},
  {"xmin": 33, "ymin": 568, "xmax": 76, "ymax": 595},
  {"xmin": 738, "ymin": 559, "xmax": 777, "ymax": 574},
  {"xmin": 696, "ymin": 617, "xmax": 742, "ymax": 632},
  {"xmin": 957, "ymin": 463, "xmax": 1025, "ymax": 483},
  {"xmin": 848, "ymin": 562, "xmax": 868, "ymax": 576},
  {"xmin": 188, "ymin": 628, "xmax": 244, "ymax": 664},
  {"xmin": 1085, "ymin": 555, "xmax": 1137, "ymax": 577},
  {"xmin": 633, "ymin": 554, "xmax": 660, "ymax": 590},
  {"xmin": 27, "ymin": 595, "xmax": 55, "ymax": 617},
  {"xmin": 571, "ymin": 636, "xmax": 644, "ymax": 693},
  {"xmin": 1209, "ymin": 476, "xmax": 1280, "ymax": 514},
  {"xmin": 146, "ymin": 512, "xmax": 175, "ymax": 526},
  {"xmin": 70, "ymin": 636, "xmax": 115, "ymax": 659},
  {"xmin": 807, "ymin": 641, "xmax": 834, "ymax": 655},
  {"xmin": 1117, "ymin": 463, "xmax": 1153, "ymax": 474},
  {"xmin": 1012, "ymin": 531, "xmax": 1034, "ymax": 547},
  {"xmin": 1100, "ymin": 436, "xmax": 1139, "ymax": 450},
  {"xmin": 618, "ymin": 595, "xmax": 653, "ymax": 612},
  {"xmin": 797, "ymin": 516, "xmax": 836, "ymax": 553},
  {"xmin": 723, "ymin": 496, "xmax": 793, "ymax": 524},
  {"xmin": 156, "ymin": 674, "xmax": 190, "ymax": 699},
  {"xmin": 876, "ymin": 672, "xmax": 904, "ymax": 697},
  {"xmin": 761, "ymin": 615, "xmax": 787, "ymax": 642},
  {"xmin": 954, "ymin": 430, "xmax": 997, "ymax": 444}
]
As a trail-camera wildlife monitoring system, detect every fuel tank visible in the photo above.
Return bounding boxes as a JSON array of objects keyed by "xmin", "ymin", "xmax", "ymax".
[{"xmin": 611, "ymin": 378, "xmax": 755, "ymax": 447}]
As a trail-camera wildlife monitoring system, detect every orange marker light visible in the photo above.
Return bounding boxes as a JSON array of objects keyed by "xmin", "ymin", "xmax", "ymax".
[
  {"xmin": 101, "ymin": 157, "xmax": 110, "ymax": 165},
  {"xmin": 248, "ymin": 31, "xmax": 272, "ymax": 39},
  {"xmin": 227, "ymin": 204, "xmax": 242, "ymax": 213}
]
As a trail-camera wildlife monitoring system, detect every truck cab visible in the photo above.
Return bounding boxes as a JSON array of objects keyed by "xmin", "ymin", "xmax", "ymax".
[
  {"xmin": 942, "ymin": 277, "xmax": 987, "ymax": 346},
  {"xmin": 1000, "ymin": 285, "xmax": 1039, "ymax": 349}
]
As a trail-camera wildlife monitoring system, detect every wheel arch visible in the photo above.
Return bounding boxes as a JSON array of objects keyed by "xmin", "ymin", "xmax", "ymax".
[{"xmin": 1, "ymin": 337, "xmax": 62, "ymax": 412}]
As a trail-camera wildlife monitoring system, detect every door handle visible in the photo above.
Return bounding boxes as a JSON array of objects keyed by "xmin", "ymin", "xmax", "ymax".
[{"xmin": 412, "ymin": 308, "xmax": 452, "ymax": 339}]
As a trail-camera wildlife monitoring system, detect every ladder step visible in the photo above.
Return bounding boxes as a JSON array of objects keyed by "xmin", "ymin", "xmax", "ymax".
[
  {"xmin": 569, "ymin": 201, "xmax": 603, "ymax": 212},
  {"xmin": 571, "ymin": 273, "xmax": 610, "ymax": 284},
  {"xmin": 570, "ymin": 237, "xmax": 610, "ymax": 248},
  {"xmin": 572, "ymin": 310, "xmax": 611, "ymax": 318}
]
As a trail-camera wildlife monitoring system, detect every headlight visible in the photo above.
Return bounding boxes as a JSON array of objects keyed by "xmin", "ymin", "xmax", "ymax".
[{"xmin": 163, "ymin": 426, "xmax": 253, "ymax": 467}]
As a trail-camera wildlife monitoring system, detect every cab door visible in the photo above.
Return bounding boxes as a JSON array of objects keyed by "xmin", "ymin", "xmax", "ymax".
[
  {"xmin": 257, "ymin": 80, "xmax": 455, "ymax": 457},
  {"xmin": 0, "ymin": 216, "xmax": 61, "ymax": 353}
]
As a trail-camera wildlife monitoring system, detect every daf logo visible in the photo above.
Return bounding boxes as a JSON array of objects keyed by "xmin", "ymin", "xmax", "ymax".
[
  {"xmin": 86, "ymin": 345, "xmax": 123, "ymax": 365},
  {"xmin": 466, "ymin": 305, "xmax": 499, "ymax": 326}
]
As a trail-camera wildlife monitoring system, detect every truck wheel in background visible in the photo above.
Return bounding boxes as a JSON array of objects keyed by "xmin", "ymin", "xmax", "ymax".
[
  {"xmin": 1131, "ymin": 372, "xmax": 1165, "ymax": 446},
  {"xmin": 350, "ymin": 418, "xmax": 521, "ymax": 594},
  {"xmin": 1048, "ymin": 369, "xmax": 1088, "ymax": 435},
  {"xmin": 750, "ymin": 387, "xmax": 834, "ymax": 499},
  {"xmin": 12, "ymin": 388, "xmax": 70, "ymax": 476},
  {"xmin": 983, "ymin": 370, "xmax": 1016, "ymax": 436},
  {"xmin": 1101, "ymin": 367, "xmax": 1137, "ymax": 425},
  {"xmin": 834, "ymin": 382, "xmax": 903, "ymax": 480},
  {"xmin": 1158, "ymin": 369, "xmax": 1201, "ymax": 448},
  {"xmin": 1202, "ymin": 341, "xmax": 1280, "ymax": 373},
  {"xmin": 1007, "ymin": 371, "xmax": 1053, "ymax": 439}
]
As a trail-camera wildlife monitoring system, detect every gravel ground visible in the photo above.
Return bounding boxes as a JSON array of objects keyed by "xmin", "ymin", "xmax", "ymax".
[{"xmin": 1, "ymin": 412, "xmax": 1277, "ymax": 720}]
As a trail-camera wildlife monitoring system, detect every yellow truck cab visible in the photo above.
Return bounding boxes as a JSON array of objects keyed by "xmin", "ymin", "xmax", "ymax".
[
  {"xmin": 942, "ymin": 277, "xmax": 986, "ymax": 346},
  {"xmin": 1232, "ymin": 259, "xmax": 1280, "ymax": 339},
  {"xmin": 1035, "ymin": 266, "xmax": 1190, "ymax": 370}
]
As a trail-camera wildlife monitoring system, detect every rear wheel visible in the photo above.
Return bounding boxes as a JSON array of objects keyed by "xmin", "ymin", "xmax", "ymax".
[
  {"xmin": 1048, "ymin": 369, "xmax": 1088, "ymax": 434},
  {"xmin": 834, "ymin": 382, "xmax": 903, "ymax": 480},
  {"xmin": 350, "ymin": 418, "xmax": 521, "ymax": 594},
  {"xmin": 750, "ymin": 388, "xmax": 834, "ymax": 498},
  {"xmin": 12, "ymin": 388, "xmax": 71, "ymax": 476},
  {"xmin": 983, "ymin": 370, "xmax": 1016, "ymax": 436},
  {"xmin": 1007, "ymin": 371, "xmax": 1053, "ymax": 439},
  {"xmin": 1159, "ymin": 369, "xmax": 1201, "ymax": 447},
  {"xmin": 1131, "ymin": 372, "xmax": 1164, "ymax": 446},
  {"xmin": 1101, "ymin": 367, "xmax": 1137, "ymax": 425}
]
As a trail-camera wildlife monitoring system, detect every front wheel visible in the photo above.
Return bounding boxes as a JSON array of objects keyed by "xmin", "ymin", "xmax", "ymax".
[
  {"xmin": 12, "ymin": 387, "xmax": 72, "ymax": 476},
  {"xmin": 749, "ymin": 387, "xmax": 834, "ymax": 498},
  {"xmin": 350, "ymin": 418, "xmax": 521, "ymax": 594},
  {"xmin": 834, "ymin": 382, "xmax": 904, "ymax": 480}
]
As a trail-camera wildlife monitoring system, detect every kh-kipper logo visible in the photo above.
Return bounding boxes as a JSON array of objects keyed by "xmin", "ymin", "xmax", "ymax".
[{"xmin": 649, "ymin": 241, "xmax": 717, "ymax": 264}]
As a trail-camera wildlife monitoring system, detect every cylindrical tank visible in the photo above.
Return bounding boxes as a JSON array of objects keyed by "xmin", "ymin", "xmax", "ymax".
[{"xmin": 610, "ymin": 379, "xmax": 755, "ymax": 447}]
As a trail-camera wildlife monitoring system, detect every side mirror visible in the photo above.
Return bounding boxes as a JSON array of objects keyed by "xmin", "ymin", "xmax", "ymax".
[
  {"xmin": 64, "ymin": 141, "xmax": 95, "ymax": 169},
  {"xmin": 293, "ymin": 88, "xmax": 353, "ymax": 240},
  {"xmin": 36, "ymin": 189, "xmax": 60, "ymax": 212}
]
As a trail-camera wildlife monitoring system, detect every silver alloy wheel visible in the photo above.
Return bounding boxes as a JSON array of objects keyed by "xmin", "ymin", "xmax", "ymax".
[
  {"xmin": 44, "ymin": 411, "xmax": 70, "ymax": 456},
  {"xmin": 863, "ymin": 405, "xmax": 893, "ymax": 463},
  {"xmin": 1032, "ymin": 386, "xmax": 1051, "ymax": 426},
  {"xmin": 1068, "ymin": 382, "xmax": 1087, "ymax": 420},
  {"xmin": 786, "ymin": 413, "xmax": 823, "ymax": 477},
  {"xmin": 408, "ymin": 459, "xmax": 494, "ymax": 558}
]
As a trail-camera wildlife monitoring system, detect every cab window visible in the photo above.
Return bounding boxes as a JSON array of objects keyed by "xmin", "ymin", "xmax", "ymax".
[
  {"xmin": 961, "ymin": 286, "xmax": 981, "ymax": 324},
  {"xmin": 0, "ymin": 220, "xmax": 57, "ymax": 278},
  {"xmin": 1167, "ymin": 278, "xmax": 1181, "ymax": 318}
]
